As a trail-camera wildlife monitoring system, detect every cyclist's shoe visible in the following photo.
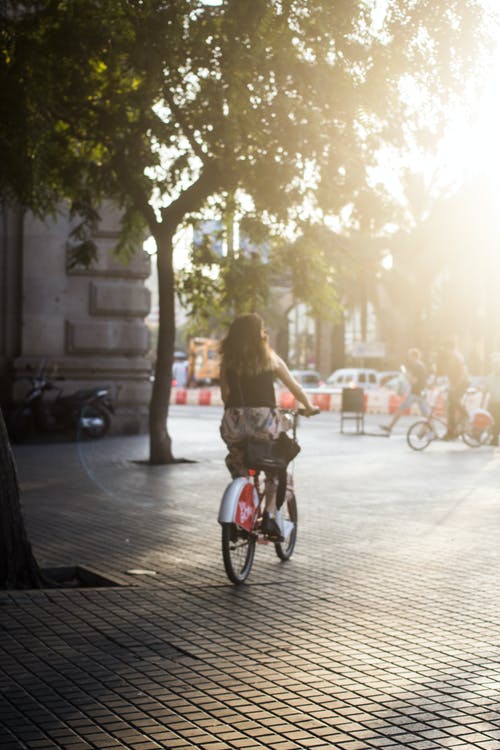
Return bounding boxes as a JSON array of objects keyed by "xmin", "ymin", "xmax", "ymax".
[
  {"xmin": 443, "ymin": 432, "xmax": 457, "ymax": 441},
  {"xmin": 261, "ymin": 512, "xmax": 284, "ymax": 542},
  {"xmin": 379, "ymin": 425, "xmax": 391, "ymax": 434}
]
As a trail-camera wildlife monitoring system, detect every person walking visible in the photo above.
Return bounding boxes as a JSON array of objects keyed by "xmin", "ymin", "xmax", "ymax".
[
  {"xmin": 219, "ymin": 313, "xmax": 317, "ymax": 541},
  {"xmin": 172, "ymin": 358, "xmax": 188, "ymax": 388},
  {"xmin": 483, "ymin": 354, "xmax": 500, "ymax": 446},
  {"xmin": 438, "ymin": 336, "xmax": 470, "ymax": 440},
  {"xmin": 380, "ymin": 348, "xmax": 429, "ymax": 434}
]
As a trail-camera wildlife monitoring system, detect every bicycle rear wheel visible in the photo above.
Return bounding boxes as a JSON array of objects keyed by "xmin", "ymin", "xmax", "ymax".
[
  {"xmin": 407, "ymin": 419, "xmax": 435, "ymax": 451},
  {"xmin": 462, "ymin": 424, "xmax": 493, "ymax": 447},
  {"xmin": 221, "ymin": 524, "xmax": 256, "ymax": 584},
  {"xmin": 275, "ymin": 492, "xmax": 297, "ymax": 561}
]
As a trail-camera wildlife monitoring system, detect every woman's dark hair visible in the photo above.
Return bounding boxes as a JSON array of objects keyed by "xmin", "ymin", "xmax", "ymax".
[{"xmin": 220, "ymin": 313, "xmax": 274, "ymax": 376}]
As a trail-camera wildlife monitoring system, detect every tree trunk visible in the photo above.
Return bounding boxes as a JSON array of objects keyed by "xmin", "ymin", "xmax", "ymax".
[
  {"xmin": 149, "ymin": 228, "xmax": 177, "ymax": 464},
  {"xmin": 145, "ymin": 165, "xmax": 222, "ymax": 464},
  {"xmin": 331, "ymin": 320, "xmax": 345, "ymax": 372},
  {"xmin": 0, "ymin": 408, "xmax": 46, "ymax": 589},
  {"xmin": 360, "ymin": 277, "xmax": 368, "ymax": 343}
]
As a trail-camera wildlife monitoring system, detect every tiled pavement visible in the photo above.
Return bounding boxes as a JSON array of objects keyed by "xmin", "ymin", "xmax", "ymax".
[{"xmin": 1, "ymin": 408, "xmax": 500, "ymax": 750}]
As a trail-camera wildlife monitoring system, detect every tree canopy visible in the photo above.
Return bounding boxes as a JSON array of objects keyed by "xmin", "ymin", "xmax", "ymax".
[{"xmin": 0, "ymin": 0, "xmax": 491, "ymax": 461}]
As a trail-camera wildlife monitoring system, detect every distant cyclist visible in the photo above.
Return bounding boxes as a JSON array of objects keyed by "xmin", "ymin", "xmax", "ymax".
[
  {"xmin": 381, "ymin": 348, "xmax": 429, "ymax": 435},
  {"xmin": 219, "ymin": 313, "xmax": 317, "ymax": 541},
  {"xmin": 437, "ymin": 336, "xmax": 470, "ymax": 440},
  {"xmin": 484, "ymin": 354, "xmax": 500, "ymax": 447}
]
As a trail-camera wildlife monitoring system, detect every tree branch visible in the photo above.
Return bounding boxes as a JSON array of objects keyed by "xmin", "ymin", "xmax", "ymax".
[
  {"xmin": 163, "ymin": 88, "xmax": 208, "ymax": 165},
  {"xmin": 161, "ymin": 160, "xmax": 221, "ymax": 229}
]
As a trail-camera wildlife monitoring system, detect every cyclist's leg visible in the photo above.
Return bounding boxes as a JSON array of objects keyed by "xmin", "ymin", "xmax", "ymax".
[
  {"xmin": 283, "ymin": 471, "xmax": 294, "ymax": 507},
  {"xmin": 446, "ymin": 389, "xmax": 459, "ymax": 436},
  {"xmin": 458, "ymin": 393, "xmax": 468, "ymax": 424},
  {"xmin": 264, "ymin": 470, "xmax": 279, "ymax": 514},
  {"xmin": 382, "ymin": 392, "xmax": 412, "ymax": 432},
  {"xmin": 420, "ymin": 395, "xmax": 430, "ymax": 419},
  {"xmin": 262, "ymin": 469, "xmax": 284, "ymax": 541},
  {"xmin": 264, "ymin": 465, "xmax": 295, "ymax": 512}
]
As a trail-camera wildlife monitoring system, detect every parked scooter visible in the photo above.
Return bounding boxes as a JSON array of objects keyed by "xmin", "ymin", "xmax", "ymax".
[{"xmin": 8, "ymin": 368, "xmax": 115, "ymax": 442}]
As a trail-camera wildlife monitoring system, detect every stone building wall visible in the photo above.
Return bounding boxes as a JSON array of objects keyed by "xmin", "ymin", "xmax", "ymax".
[{"xmin": 0, "ymin": 203, "xmax": 152, "ymax": 434}]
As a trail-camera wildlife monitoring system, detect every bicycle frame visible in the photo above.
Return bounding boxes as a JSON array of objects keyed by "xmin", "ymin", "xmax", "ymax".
[{"xmin": 218, "ymin": 408, "xmax": 304, "ymax": 583}]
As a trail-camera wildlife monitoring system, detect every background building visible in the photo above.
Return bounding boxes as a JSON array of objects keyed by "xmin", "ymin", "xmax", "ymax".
[{"xmin": 0, "ymin": 203, "xmax": 152, "ymax": 433}]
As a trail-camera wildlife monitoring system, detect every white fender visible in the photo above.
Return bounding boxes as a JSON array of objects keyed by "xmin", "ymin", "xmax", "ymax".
[{"xmin": 218, "ymin": 477, "xmax": 258, "ymax": 525}]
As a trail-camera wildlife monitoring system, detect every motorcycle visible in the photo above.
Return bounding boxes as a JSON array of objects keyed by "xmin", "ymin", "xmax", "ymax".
[{"xmin": 8, "ymin": 369, "xmax": 115, "ymax": 442}]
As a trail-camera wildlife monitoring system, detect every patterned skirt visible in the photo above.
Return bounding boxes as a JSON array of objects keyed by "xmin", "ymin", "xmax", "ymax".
[{"xmin": 220, "ymin": 407, "xmax": 294, "ymax": 502}]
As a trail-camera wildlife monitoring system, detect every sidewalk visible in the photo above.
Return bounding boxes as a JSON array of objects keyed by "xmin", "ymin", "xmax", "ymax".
[{"xmin": 1, "ymin": 408, "xmax": 500, "ymax": 750}]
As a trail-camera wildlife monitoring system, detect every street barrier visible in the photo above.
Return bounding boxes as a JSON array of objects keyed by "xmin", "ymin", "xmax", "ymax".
[{"xmin": 170, "ymin": 386, "xmax": 406, "ymax": 414}]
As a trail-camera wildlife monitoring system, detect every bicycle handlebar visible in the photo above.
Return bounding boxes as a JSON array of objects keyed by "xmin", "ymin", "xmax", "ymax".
[{"xmin": 280, "ymin": 407, "xmax": 321, "ymax": 417}]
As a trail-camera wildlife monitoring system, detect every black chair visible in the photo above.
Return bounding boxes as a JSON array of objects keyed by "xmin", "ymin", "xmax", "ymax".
[{"xmin": 340, "ymin": 387, "xmax": 365, "ymax": 434}]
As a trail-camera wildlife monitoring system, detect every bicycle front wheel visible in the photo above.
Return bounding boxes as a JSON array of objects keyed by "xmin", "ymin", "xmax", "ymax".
[
  {"xmin": 407, "ymin": 420, "xmax": 435, "ymax": 451},
  {"xmin": 275, "ymin": 493, "xmax": 298, "ymax": 561},
  {"xmin": 429, "ymin": 417, "xmax": 447, "ymax": 440},
  {"xmin": 221, "ymin": 524, "xmax": 256, "ymax": 584}
]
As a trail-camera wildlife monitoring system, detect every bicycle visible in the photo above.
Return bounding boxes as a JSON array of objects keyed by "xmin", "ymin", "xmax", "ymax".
[
  {"xmin": 217, "ymin": 408, "xmax": 316, "ymax": 584},
  {"xmin": 407, "ymin": 386, "xmax": 494, "ymax": 451}
]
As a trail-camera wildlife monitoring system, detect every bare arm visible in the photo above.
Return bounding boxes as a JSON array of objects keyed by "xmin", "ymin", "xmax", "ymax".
[{"xmin": 274, "ymin": 355, "xmax": 318, "ymax": 415}]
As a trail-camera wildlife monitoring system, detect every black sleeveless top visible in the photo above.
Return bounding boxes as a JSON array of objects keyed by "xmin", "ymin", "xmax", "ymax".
[{"xmin": 225, "ymin": 368, "xmax": 276, "ymax": 408}]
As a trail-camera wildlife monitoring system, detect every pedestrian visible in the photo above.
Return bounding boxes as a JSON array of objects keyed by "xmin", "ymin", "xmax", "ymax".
[
  {"xmin": 219, "ymin": 313, "xmax": 317, "ymax": 541},
  {"xmin": 438, "ymin": 336, "xmax": 470, "ymax": 440},
  {"xmin": 172, "ymin": 358, "xmax": 188, "ymax": 388},
  {"xmin": 483, "ymin": 354, "xmax": 500, "ymax": 446},
  {"xmin": 380, "ymin": 348, "xmax": 429, "ymax": 434}
]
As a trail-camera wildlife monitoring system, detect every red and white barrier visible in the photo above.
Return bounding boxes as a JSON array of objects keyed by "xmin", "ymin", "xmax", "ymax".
[
  {"xmin": 170, "ymin": 386, "xmax": 409, "ymax": 414},
  {"xmin": 172, "ymin": 387, "xmax": 223, "ymax": 407}
]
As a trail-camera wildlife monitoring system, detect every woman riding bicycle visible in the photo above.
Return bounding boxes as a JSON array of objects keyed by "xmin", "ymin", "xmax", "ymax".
[{"xmin": 219, "ymin": 313, "xmax": 317, "ymax": 541}]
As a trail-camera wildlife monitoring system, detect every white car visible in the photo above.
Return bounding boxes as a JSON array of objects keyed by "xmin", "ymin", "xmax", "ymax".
[
  {"xmin": 377, "ymin": 370, "xmax": 401, "ymax": 388},
  {"xmin": 322, "ymin": 367, "xmax": 379, "ymax": 391},
  {"xmin": 289, "ymin": 369, "xmax": 323, "ymax": 388},
  {"xmin": 379, "ymin": 372, "xmax": 409, "ymax": 396}
]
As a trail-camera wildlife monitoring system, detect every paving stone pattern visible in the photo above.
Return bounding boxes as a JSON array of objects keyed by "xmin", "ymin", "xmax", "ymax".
[{"xmin": 1, "ymin": 409, "xmax": 500, "ymax": 749}]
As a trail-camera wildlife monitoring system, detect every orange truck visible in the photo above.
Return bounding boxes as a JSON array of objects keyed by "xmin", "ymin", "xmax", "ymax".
[{"xmin": 187, "ymin": 338, "xmax": 220, "ymax": 386}]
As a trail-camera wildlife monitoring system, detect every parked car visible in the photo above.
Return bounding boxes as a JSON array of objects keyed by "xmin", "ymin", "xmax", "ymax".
[
  {"xmin": 289, "ymin": 369, "xmax": 323, "ymax": 388},
  {"xmin": 379, "ymin": 372, "xmax": 409, "ymax": 396},
  {"xmin": 322, "ymin": 367, "xmax": 378, "ymax": 391},
  {"xmin": 377, "ymin": 370, "xmax": 402, "ymax": 388}
]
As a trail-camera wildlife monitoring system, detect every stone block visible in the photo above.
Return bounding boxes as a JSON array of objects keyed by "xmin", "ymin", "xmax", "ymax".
[
  {"xmin": 114, "ymin": 380, "xmax": 153, "ymax": 405},
  {"xmin": 68, "ymin": 243, "xmax": 150, "ymax": 279},
  {"xmin": 66, "ymin": 320, "xmax": 150, "ymax": 355},
  {"xmin": 22, "ymin": 316, "xmax": 66, "ymax": 357},
  {"xmin": 90, "ymin": 282, "xmax": 151, "ymax": 317}
]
